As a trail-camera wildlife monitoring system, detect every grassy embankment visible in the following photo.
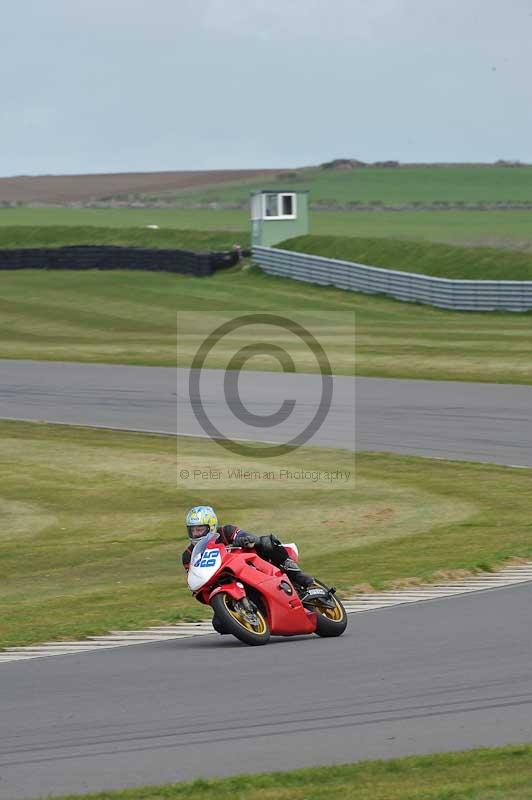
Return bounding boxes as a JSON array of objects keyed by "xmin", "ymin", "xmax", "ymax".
[
  {"xmin": 35, "ymin": 745, "xmax": 532, "ymax": 800},
  {"xmin": 2, "ymin": 206, "xmax": 532, "ymax": 250},
  {"xmin": 1, "ymin": 419, "xmax": 531, "ymax": 650},
  {"xmin": 2, "ymin": 224, "xmax": 532, "ymax": 279},
  {"xmin": 279, "ymin": 234, "xmax": 532, "ymax": 280},
  {"xmin": 0, "ymin": 224, "xmax": 249, "ymax": 251},
  {"xmin": 0, "ymin": 266, "xmax": 531, "ymax": 383}
]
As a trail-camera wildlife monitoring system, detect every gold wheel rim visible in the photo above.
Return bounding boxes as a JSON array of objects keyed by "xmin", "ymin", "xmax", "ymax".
[
  {"xmin": 223, "ymin": 595, "xmax": 268, "ymax": 634},
  {"xmin": 315, "ymin": 598, "xmax": 345, "ymax": 622}
]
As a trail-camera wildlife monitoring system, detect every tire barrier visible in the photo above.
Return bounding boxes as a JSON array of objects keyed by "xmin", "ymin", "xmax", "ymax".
[
  {"xmin": 253, "ymin": 246, "xmax": 532, "ymax": 311},
  {"xmin": 0, "ymin": 246, "xmax": 241, "ymax": 277}
]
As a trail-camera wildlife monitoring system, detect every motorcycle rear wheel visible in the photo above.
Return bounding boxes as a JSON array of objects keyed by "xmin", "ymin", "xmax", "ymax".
[{"xmin": 211, "ymin": 592, "xmax": 271, "ymax": 646}]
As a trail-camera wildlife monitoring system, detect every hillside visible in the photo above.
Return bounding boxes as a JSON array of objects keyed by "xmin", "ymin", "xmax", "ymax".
[
  {"xmin": 0, "ymin": 169, "xmax": 279, "ymax": 204},
  {"xmin": 154, "ymin": 165, "xmax": 532, "ymax": 207},
  {"xmin": 2, "ymin": 164, "xmax": 532, "ymax": 207}
]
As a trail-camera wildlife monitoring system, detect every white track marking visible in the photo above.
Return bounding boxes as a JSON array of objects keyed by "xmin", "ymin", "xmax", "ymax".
[
  {"xmin": 2, "ymin": 564, "xmax": 532, "ymax": 664},
  {"xmin": 341, "ymin": 564, "xmax": 532, "ymax": 613}
]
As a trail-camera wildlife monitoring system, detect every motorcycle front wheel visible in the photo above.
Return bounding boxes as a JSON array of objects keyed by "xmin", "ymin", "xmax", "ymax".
[
  {"xmin": 310, "ymin": 584, "xmax": 348, "ymax": 637},
  {"xmin": 211, "ymin": 592, "xmax": 271, "ymax": 646}
]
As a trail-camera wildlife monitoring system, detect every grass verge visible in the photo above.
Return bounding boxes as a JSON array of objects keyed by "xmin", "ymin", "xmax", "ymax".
[
  {"xmin": 279, "ymin": 234, "xmax": 532, "ymax": 280},
  {"xmin": 37, "ymin": 744, "xmax": 532, "ymax": 799},
  {"xmin": 1, "ymin": 420, "xmax": 531, "ymax": 650},
  {"xmin": 1, "ymin": 266, "xmax": 531, "ymax": 383}
]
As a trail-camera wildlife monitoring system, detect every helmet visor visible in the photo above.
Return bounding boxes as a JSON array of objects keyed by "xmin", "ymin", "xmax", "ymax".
[{"xmin": 187, "ymin": 524, "xmax": 210, "ymax": 542}]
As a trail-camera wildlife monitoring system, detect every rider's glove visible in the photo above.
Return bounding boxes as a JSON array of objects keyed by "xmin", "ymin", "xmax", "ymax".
[{"xmin": 234, "ymin": 531, "xmax": 258, "ymax": 549}]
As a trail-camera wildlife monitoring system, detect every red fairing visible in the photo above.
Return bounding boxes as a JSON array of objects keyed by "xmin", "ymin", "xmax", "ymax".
[
  {"xmin": 208, "ymin": 583, "xmax": 246, "ymax": 603},
  {"xmin": 194, "ymin": 541, "xmax": 316, "ymax": 636}
]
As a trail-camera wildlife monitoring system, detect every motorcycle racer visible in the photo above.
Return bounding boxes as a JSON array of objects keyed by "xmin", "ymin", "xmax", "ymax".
[{"xmin": 182, "ymin": 505, "xmax": 314, "ymax": 590}]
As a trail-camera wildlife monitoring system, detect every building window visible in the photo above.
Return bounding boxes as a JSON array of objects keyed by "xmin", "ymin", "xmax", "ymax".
[
  {"xmin": 281, "ymin": 194, "xmax": 294, "ymax": 216},
  {"xmin": 265, "ymin": 193, "xmax": 279, "ymax": 217},
  {"xmin": 262, "ymin": 193, "xmax": 297, "ymax": 219}
]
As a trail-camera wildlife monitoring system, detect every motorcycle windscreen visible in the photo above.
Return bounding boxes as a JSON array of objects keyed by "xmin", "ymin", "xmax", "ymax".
[
  {"xmin": 187, "ymin": 531, "xmax": 222, "ymax": 591},
  {"xmin": 189, "ymin": 530, "xmax": 219, "ymax": 562}
]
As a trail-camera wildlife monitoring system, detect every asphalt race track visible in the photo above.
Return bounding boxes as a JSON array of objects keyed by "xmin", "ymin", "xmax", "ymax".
[
  {"xmin": 1, "ymin": 583, "xmax": 532, "ymax": 799},
  {"xmin": 1, "ymin": 359, "xmax": 532, "ymax": 798},
  {"xmin": 1, "ymin": 359, "xmax": 532, "ymax": 465}
]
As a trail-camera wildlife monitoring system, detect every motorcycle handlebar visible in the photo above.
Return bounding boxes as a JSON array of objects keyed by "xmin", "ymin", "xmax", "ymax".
[{"xmin": 227, "ymin": 543, "xmax": 256, "ymax": 551}]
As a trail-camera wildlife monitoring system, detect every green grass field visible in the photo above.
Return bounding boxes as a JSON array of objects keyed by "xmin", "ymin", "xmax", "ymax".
[
  {"xmin": 1, "ymin": 266, "xmax": 531, "ymax": 383},
  {"xmin": 0, "ymin": 207, "xmax": 249, "ymax": 232},
  {"xmin": 2, "ymin": 420, "xmax": 531, "ymax": 650},
  {"xmin": 39, "ymin": 745, "xmax": 532, "ymax": 800},
  {"xmin": 279, "ymin": 234, "xmax": 532, "ymax": 280},
  {"xmin": 309, "ymin": 210, "xmax": 532, "ymax": 251},
  {"xmin": 2, "ymin": 207, "xmax": 532, "ymax": 250}
]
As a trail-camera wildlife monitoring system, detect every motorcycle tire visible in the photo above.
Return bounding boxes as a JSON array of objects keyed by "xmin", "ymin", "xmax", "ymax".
[
  {"xmin": 211, "ymin": 592, "xmax": 271, "ymax": 646},
  {"xmin": 310, "ymin": 583, "xmax": 348, "ymax": 638},
  {"xmin": 211, "ymin": 614, "xmax": 230, "ymax": 635}
]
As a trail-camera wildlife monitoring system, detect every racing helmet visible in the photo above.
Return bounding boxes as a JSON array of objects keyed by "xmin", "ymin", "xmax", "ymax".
[{"xmin": 185, "ymin": 505, "xmax": 218, "ymax": 543}]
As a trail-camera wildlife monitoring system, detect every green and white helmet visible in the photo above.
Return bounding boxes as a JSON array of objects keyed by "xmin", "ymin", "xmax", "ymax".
[{"xmin": 185, "ymin": 505, "xmax": 218, "ymax": 542}]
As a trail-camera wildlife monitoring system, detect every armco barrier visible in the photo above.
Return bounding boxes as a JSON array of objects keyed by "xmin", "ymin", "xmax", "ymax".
[
  {"xmin": 252, "ymin": 246, "xmax": 532, "ymax": 311},
  {"xmin": 0, "ymin": 246, "xmax": 240, "ymax": 276}
]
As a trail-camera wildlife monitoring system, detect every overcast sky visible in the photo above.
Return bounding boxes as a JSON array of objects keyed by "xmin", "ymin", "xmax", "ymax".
[{"xmin": 2, "ymin": 0, "xmax": 531, "ymax": 176}]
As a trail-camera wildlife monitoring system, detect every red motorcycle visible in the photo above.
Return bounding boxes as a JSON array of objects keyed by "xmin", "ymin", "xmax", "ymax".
[{"xmin": 187, "ymin": 532, "xmax": 348, "ymax": 645}]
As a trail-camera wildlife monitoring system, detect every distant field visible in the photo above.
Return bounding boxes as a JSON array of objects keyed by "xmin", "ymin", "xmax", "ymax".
[
  {"xmin": 279, "ymin": 235, "xmax": 532, "ymax": 280},
  {"xmin": 134, "ymin": 165, "xmax": 532, "ymax": 204},
  {"xmin": 2, "ymin": 207, "xmax": 532, "ymax": 250},
  {"xmin": 3, "ymin": 165, "xmax": 532, "ymax": 206},
  {"xmin": 309, "ymin": 210, "xmax": 532, "ymax": 251},
  {"xmin": 1, "ymin": 267, "xmax": 531, "ymax": 383},
  {"xmin": 0, "ymin": 206, "xmax": 249, "ymax": 232}
]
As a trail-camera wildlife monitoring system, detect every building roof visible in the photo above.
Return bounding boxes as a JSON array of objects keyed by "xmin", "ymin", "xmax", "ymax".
[{"xmin": 250, "ymin": 188, "xmax": 309, "ymax": 195}]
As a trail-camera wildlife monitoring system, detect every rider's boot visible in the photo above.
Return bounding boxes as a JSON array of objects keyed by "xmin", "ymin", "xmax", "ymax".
[{"xmin": 280, "ymin": 558, "xmax": 314, "ymax": 589}]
